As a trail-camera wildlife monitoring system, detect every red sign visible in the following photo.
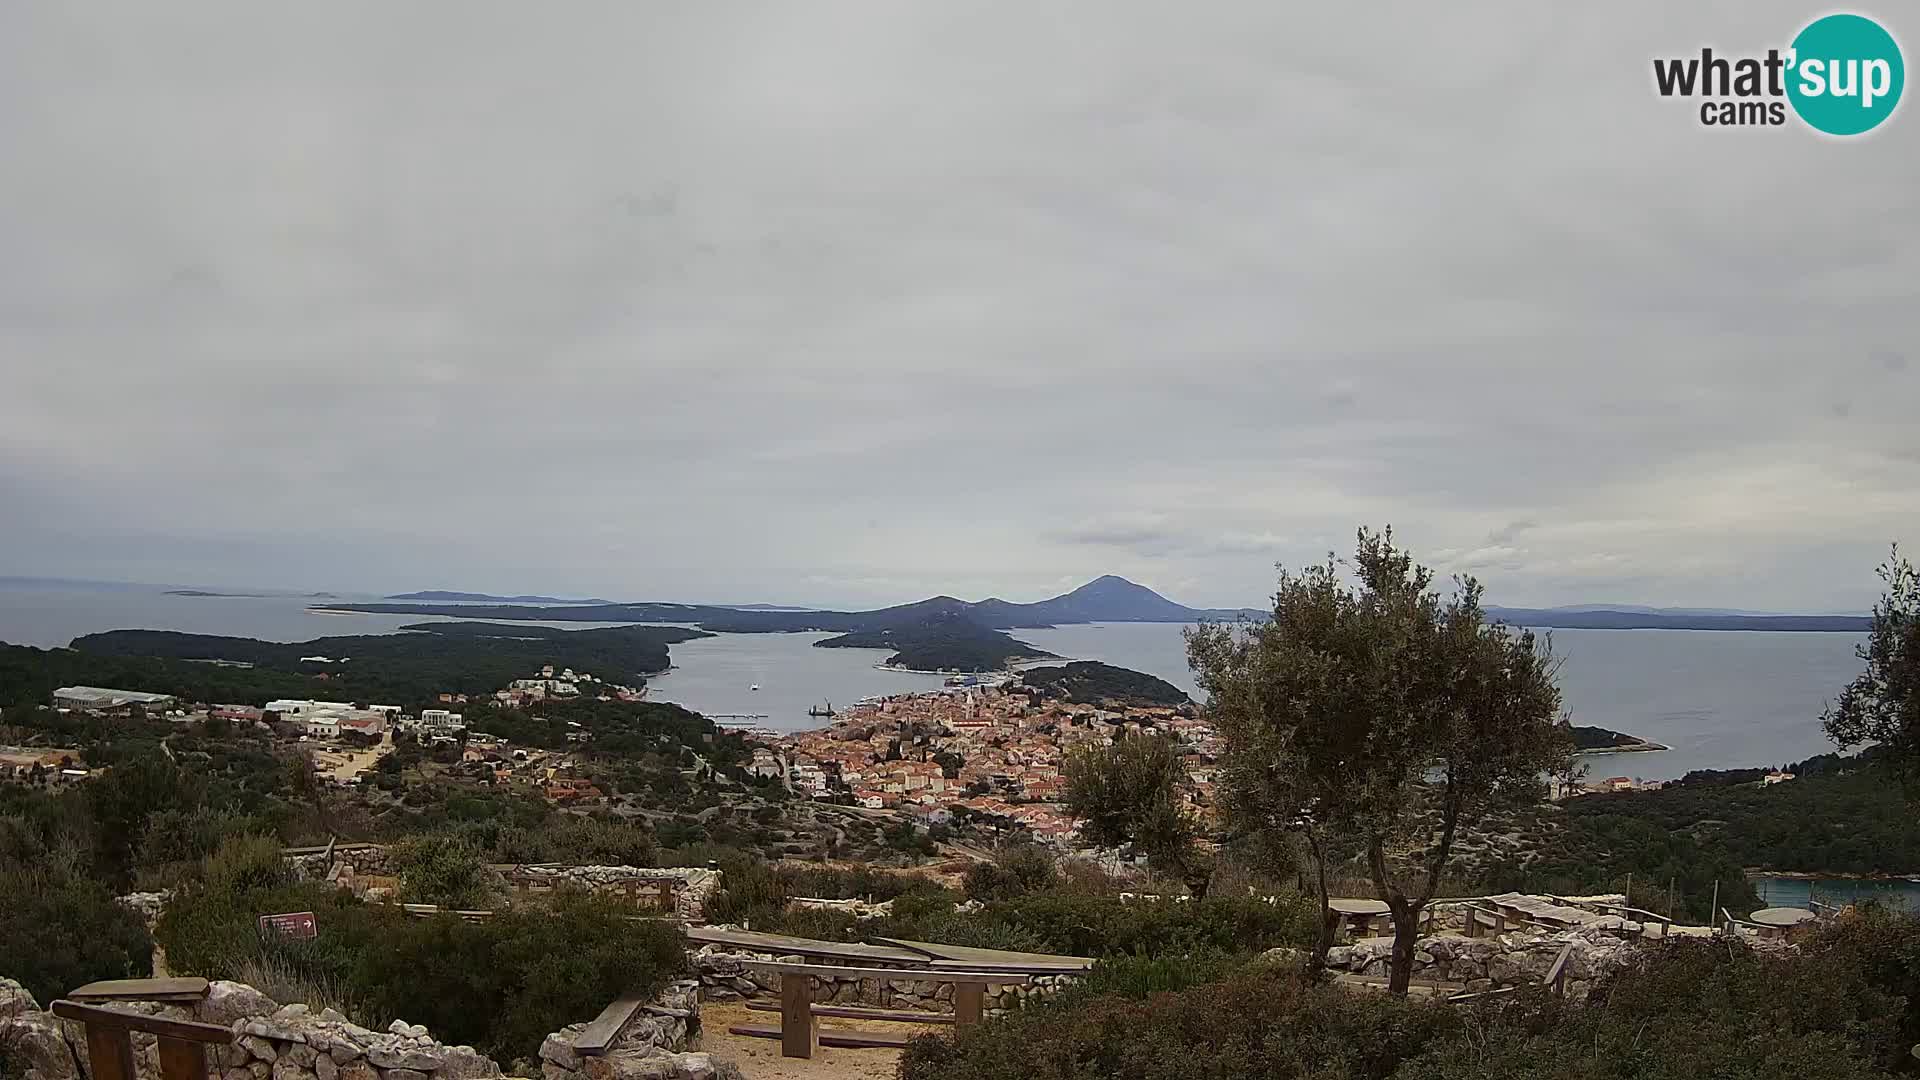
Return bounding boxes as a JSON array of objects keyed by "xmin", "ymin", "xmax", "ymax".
[{"xmin": 259, "ymin": 911, "xmax": 317, "ymax": 940}]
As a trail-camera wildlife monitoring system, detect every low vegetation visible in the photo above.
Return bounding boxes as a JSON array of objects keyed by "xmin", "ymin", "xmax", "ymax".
[
  {"xmin": 900, "ymin": 911, "xmax": 1920, "ymax": 1080},
  {"xmin": 153, "ymin": 837, "xmax": 686, "ymax": 1062}
]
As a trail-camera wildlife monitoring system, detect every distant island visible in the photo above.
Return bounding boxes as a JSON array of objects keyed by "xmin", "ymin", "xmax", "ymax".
[
  {"xmin": 1019, "ymin": 660, "xmax": 1190, "ymax": 708},
  {"xmin": 816, "ymin": 605, "xmax": 1056, "ymax": 673},
  {"xmin": 1569, "ymin": 725, "xmax": 1669, "ymax": 754},
  {"xmin": 1485, "ymin": 606, "xmax": 1869, "ymax": 632},
  {"xmin": 3, "ymin": 622, "xmax": 711, "ymax": 710},
  {"xmin": 164, "ymin": 589, "xmax": 267, "ymax": 598},
  {"xmin": 385, "ymin": 590, "xmax": 615, "ymax": 604}
]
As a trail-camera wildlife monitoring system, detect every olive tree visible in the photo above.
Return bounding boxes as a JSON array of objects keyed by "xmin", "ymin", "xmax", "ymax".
[
  {"xmin": 1062, "ymin": 732, "xmax": 1212, "ymax": 897},
  {"xmin": 1188, "ymin": 527, "xmax": 1570, "ymax": 994},
  {"xmin": 1824, "ymin": 545, "xmax": 1919, "ymax": 789}
]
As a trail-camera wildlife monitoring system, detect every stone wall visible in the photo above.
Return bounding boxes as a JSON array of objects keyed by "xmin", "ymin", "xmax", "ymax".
[
  {"xmin": 690, "ymin": 947, "xmax": 1076, "ymax": 1016},
  {"xmin": 535, "ymin": 983, "xmax": 734, "ymax": 1080},
  {"xmin": 1320, "ymin": 927, "xmax": 1635, "ymax": 999},
  {"xmin": 0, "ymin": 980, "xmax": 497, "ymax": 1080},
  {"xmin": 282, "ymin": 847, "xmax": 719, "ymax": 924},
  {"xmin": 502, "ymin": 867, "xmax": 720, "ymax": 925}
]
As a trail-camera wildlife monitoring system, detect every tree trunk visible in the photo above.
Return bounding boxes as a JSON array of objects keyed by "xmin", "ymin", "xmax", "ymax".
[
  {"xmin": 1387, "ymin": 903, "xmax": 1423, "ymax": 995},
  {"xmin": 1304, "ymin": 830, "xmax": 1336, "ymax": 974}
]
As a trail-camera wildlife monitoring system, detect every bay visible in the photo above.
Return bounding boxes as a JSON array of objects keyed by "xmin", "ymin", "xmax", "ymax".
[{"xmin": 0, "ymin": 581, "xmax": 1872, "ymax": 781}]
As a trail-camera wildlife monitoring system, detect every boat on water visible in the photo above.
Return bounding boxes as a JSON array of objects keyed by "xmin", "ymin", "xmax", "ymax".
[
  {"xmin": 749, "ymin": 684, "xmax": 760, "ymax": 691},
  {"xmin": 807, "ymin": 701, "xmax": 833, "ymax": 717}
]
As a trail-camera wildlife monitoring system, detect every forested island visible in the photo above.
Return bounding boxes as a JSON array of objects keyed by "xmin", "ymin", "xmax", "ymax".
[
  {"xmin": 0, "ymin": 622, "xmax": 707, "ymax": 710},
  {"xmin": 1018, "ymin": 661, "xmax": 1190, "ymax": 708},
  {"xmin": 815, "ymin": 608, "xmax": 1055, "ymax": 672},
  {"xmin": 1569, "ymin": 725, "xmax": 1668, "ymax": 753}
]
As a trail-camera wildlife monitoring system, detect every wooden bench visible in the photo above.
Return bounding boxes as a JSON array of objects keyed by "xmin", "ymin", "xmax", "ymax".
[
  {"xmin": 50, "ymin": 1001, "xmax": 232, "ymax": 1080},
  {"xmin": 68, "ymin": 979, "xmax": 210, "ymax": 1004},
  {"xmin": 725, "ymin": 961, "xmax": 1031, "ymax": 1059}
]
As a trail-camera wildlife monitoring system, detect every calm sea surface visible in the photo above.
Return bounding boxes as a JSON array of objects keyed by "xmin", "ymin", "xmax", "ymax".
[{"xmin": 0, "ymin": 581, "xmax": 1870, "ymax": 780}]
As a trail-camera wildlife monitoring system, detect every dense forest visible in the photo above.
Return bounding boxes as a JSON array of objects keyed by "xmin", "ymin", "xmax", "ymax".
[
  {"xmin": 1, "ymin": 622, "xmax": 706, "ymax": 710},
  {"xmin": 1019, "ymin": 661, "xmax": 1191, "ymax": 707}
]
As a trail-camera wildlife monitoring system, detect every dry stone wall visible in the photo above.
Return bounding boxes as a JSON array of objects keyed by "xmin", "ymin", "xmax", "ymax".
[
  {"xmin": 0, "ymin": 980, "xmax": 498, "ymax": 1080},
  {"xmin": 535, "ymin": 982, "xmax": 733, "ymax": 1080},
  {"xmin": 1318, "ymin": 927, "xmax": 1636, "ymax": 999},
  {"xmin": 690, "ymin": 946, "xmax": 1076, "ymax": 1016},
  {"xmin": 281, "ymin": 847, "xmax": 719, "ymax": 924}
]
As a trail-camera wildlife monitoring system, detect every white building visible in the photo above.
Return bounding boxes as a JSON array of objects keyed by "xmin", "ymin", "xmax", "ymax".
[
  {"xmin": 264, "ymin": 699, "xmax": 355, "ymax": 718},
  {"xmin": 410, "ymin": 709, "xmax": 466, "ymax": 734}
]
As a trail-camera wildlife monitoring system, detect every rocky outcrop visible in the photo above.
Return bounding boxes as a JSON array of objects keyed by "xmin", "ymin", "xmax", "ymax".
[
  {"xmin": 1, "ymin": 979, "xmax": 83, "ymax": 1080},
  {"xmin": 0, "ymin": 980, "xmax": 499, "ymax": 1080},
  {"xmin": 1315, "ymin": 927, "xmax": 1636, "ymax": 999},
  {"xmin": 689, "ymin": 946, "xmax": 1076, "ymax": 1015}
]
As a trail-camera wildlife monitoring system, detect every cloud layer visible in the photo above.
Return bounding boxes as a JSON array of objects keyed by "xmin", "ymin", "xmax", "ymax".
[{"xmin": 2, "ymin": 2, "xmax": 1915, "ymax": 611}]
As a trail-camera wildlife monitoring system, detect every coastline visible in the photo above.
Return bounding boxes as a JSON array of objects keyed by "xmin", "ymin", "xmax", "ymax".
[{"xmin": 1576, "ymin": 741, "xmax": 1671, "ymax": 756}]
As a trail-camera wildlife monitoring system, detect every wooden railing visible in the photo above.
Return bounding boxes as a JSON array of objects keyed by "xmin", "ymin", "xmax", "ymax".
[
  {"xmin": 49, "ymin": 1001, "xmax": 232, "ymax": 1080},
  {"xmin": 726, "ymin": 961, "xmax": 1031, "ymax": 1059}
]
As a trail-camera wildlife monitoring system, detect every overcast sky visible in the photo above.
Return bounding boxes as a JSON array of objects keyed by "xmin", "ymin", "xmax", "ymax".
[{"xmin": 2, "ymin": 3, "xmax": 1915, "ymax": 612}]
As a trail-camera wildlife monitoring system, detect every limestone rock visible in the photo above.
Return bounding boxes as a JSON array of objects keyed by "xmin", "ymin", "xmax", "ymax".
[
  {"xmin": 314, "ymin": 1054, "xmax": 338, "ymax": 1080},
  {"xmin": 384, "ymin": 1069, "xmax": 429, "ymax": 1080},
  {"xmin": 1, "ymin": 1012, "xmax": 82, "ymax": 1080},
  {"xmin": 435, "ymin": 1045, "xmax": 500, "ymax": 1079},
  {"xmin": 0, "ymin": 977, "xmax": 40, "ymax": 1019},
  {"xmin": 337, "ymin": 1063, "xmax": 378, "ymax": 1080},
  {"xmin": 368, "ymin": 1045, "xmax": 445, "ymax": 1071},
  {"xmin": 239, "ymin": 1035, "xmax": 280, "ymax": 1062},
  {"xmin": 201, "ymin": 983, "xmax": 278, "ymax": 1027},
  {"xmin": 540, "ymin": 1031, "xmax": 584, "ymax": 1071}
]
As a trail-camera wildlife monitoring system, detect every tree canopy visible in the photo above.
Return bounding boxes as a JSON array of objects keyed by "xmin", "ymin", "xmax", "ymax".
[
  {"xmin": 1823, "ymin": 545, "xmax": 1919, "ymax": 791},
  {"xmin": 1188, "ymin": 526, "xmax": 1571, "ymax": 993}
]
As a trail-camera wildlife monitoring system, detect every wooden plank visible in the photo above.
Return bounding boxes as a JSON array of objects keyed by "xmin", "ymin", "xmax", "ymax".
[
  {"xmin": 688, "ymin": 927, "xmax": 929, "ymax": 965},
  {"xmin": 780, "ymin": 973, "xmax": 815, "ymax": 1059},
  {"xmin": 84, "ymin": 1020, "xmax": 137, "ymax": 1080},
  {"xmin": 571, "ymin": 995, "xmax": 647, "ymax": 1056},
  {"xmin": 1544, "ymin": 942, "xmax": 1575, "ymax": 996},
  {"xmin": 156, "ymin": 1036, "xmax": 209, "ymax": 1080},
  {"xmin": 746, "ymin": 1002, "xmax": 956, "ymax": 1025},
  {"xmin": 740, "ymin": 961, "xmax": 1030, "ymax": 986},
  {"xmin": 68, "ymin": 978, "xmax": 210, "ymax": 1002},
  {"xmin": 729, "ymin": 1025, "xmax": 915, "ymax": 1050},
  {"xmin": 50, "ymin": 1002, "xmax": 233, "ymax": 1044},
  {"xmin": 872, "ymin": 937, "xmax": 1094, "ymax": 973}
]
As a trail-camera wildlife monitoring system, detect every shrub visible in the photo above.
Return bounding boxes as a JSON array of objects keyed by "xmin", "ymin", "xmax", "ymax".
[
  {"xmin": 899, "ymin": 966, "xmax": 1462, "ymax": 1080},
  {"xmin": 0, "ymin": 859, "xmax": 153, "ymax": 1005},
  {"xmin": 390, "ymin": 834, "xmax": 498, "ymax": 909},
  {"xmin": 963, "ymin": 847, "xmax": 1059, "ymax": 902},
  {"xmin": 352, "ymin": 892, "xmax": 686, "ymax": 1058}
]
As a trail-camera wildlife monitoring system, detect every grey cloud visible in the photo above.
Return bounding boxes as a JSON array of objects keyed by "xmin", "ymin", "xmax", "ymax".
[{"xmin": 0, "ymin": 1, "xmax": 1915, "ymax": 613}]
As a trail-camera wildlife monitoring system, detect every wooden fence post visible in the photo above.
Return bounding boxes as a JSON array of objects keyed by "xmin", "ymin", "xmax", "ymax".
[
  {"xmin": 953, "ymin": 980, "xmax": 986, "ymax": 1028},
  {"xmin": 780, "ymin": 976, "xmax": 816, "ymax": 1059}
]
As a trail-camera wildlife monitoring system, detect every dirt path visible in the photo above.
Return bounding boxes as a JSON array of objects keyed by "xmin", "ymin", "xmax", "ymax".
[{"xmin": 695, "ymin": 1002, "xmax": 945, "ymax": 1080}]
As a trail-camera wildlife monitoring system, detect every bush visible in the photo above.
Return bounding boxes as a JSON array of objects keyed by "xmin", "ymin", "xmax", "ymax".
[
  {"xmin": 899, "ymin": 966, "xmax": 1462, "ymax": 1080},
  {"xmin": 0, "ymin": 859, "xmax": 153, "ymax": 1005},
  {"xmin": 155, "ymin": 839, "xmax": 686, "ymax": 1063},
  {"xmin": 963, "ymin": 847, "xmax": 1059, "ymax": 902},
  {"xmin": 901, "ymin": 926, "xmax": 1920, "ymax": 1080},
  {"xmin": 353, "ymin": 892, "xmax": 686, "ymax": 1059},
  {"xmin": 962, "ymin": 891, "xmax": 1315, "ymax": 958},
  {"xmin": 391, "ymin": 834, "xmax": 498, "ymax": 909}
]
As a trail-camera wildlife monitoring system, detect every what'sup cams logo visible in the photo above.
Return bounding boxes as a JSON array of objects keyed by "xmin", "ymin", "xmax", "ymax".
[{"xmin": 1654, "ymin": 13, "xmax": 1903, "ymax": 134}]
